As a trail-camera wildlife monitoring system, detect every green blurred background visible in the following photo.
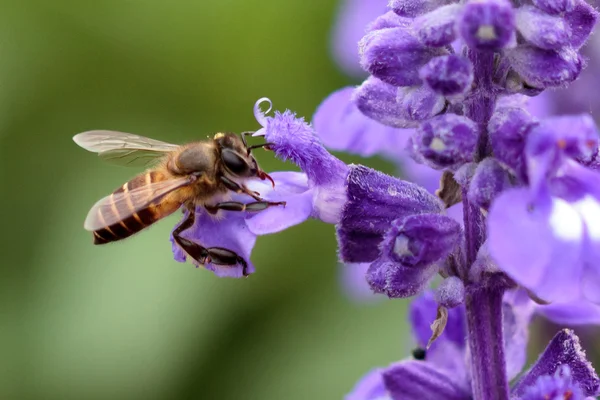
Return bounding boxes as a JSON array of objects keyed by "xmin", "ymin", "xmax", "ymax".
[{"xmin": 0, "ymin": 1, "xmax": 409, "ymax": 399}]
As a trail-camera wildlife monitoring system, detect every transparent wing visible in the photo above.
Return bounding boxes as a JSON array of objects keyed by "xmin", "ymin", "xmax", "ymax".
[
  {"xmin": 73, "ymin": 130, "xmax": 179, "ymax": 167},
  {"xmin": 84, "ymin": 176, "xmax": 190, "ymax": 231}
]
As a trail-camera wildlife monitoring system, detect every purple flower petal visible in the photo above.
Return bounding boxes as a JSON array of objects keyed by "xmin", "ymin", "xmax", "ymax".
[
  {"xmin": 337, "ymin": 165, "xmax": 444, "ymax": 262},
  {"xmin": 515, "ymin": 6, "xmax": 571, "ymax": 50},
  {"xmin": 253, "ymin": 99, "xmax": 349, "ymax": 187},
  {"xmin": 565, "ymin": 0, "xmax": 598, "ymax": 49},
  {"xmin": 171, "ymin": 209, "xmax": 257, "ymax": 278},
  {"xmin": 419, "ymin": 55, "xmax": 474, "ymax": 96},
  {"xmin": 345, "ymin": 368, "xmax": 388, "ymax": 400},
  {"xmin": 413, "ymin": 4, "xmax": 461, "ymax": 47},
  {"xmin": 383, "ymin": 360, "xmax": 472, "ymax": 399},
  {"xmin": 341, "ymin": 263, "xmax": 382, "ymax": 302},
  {"xmin": 512, "ymin": 329, "xmax": 600, "ymax": 397},
  {"xmin": 331, "ymin": 0, "xmax": 390, "ymax": 77},
  {"xmin": 245, "ymin": 189, "xmax": 314, "ymax": 235},
  {"xmin": 488, "ymin": 188, "xmax": 585, "ymax": 302},
  {"xmin": 359, "ymin": 27, "xmax": 448, "ymax": 87},
  {"xmin": 312, "ymin": 86, "xmax": 409, "ymax": 158},
  {"xmin": 520, "ymin": 366, "xmax": 586, "ymax": 400},
  {"xmin": 536, "ymin": 300, "xmax": 600, "ymax": 325},
  {"xmin": 506, "ymin": 45, "xmax": 582, "ymax": 89},
  {"xmin": 458, "ymin": 0, "xmax": 516, "ymax": 50}
]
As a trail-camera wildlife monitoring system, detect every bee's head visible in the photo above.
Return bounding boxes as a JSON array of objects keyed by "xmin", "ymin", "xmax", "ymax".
[{"xmin": 214, "ymin": 132, "xmax": 274, "ymax": 186}]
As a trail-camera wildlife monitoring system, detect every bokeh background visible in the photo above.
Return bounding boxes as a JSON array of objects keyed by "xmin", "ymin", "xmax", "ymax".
[{"xmin": 1, "ymin": 1, "xmax": 599, "ymax": 399}]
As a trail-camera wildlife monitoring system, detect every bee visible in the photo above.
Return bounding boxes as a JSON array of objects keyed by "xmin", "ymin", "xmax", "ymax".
[{"xmin": 73, "ymin": 130, "xmax": 285, "ymax": 275}]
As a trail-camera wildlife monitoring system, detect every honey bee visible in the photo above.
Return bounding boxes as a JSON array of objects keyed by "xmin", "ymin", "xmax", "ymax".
[{"xmin": 73, "ymin": 130, "xmax": 285, "ymax": 275}]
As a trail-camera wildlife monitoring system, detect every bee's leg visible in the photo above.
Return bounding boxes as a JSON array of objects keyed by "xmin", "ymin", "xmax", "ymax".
[
  {"xmin": 204, "ymin": 200, "xmax": 286, "ymax": 215},
  {"xmin": 173, "ymin": 207, "xmax": 249, "ymax": 276},
  {"xmin": 219, "ymin": 176, "xmax": 263, "ymax": 201}
]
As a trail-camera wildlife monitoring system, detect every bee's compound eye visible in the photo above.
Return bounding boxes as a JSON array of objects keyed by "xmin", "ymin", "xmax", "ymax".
[{"xmin": 221, "ymin": 149, "xmax": 249, "ymax": 175}]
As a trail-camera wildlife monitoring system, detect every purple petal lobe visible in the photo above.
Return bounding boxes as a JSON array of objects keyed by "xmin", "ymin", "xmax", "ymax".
[
  {"xmin": 488, "ymin": 106, "xmax": 536, "ymax": 176},
  {"xmin": 536, "ymin": 300, "xmax": 600, "ymax": 325},
  {"xmin": 397, "ymin": 85, "xmax": 446, "ymax": 122},
  {"xmin": 532, "ymin": 0, "xmax": 574, "ymax": 15},
  {"xmin": 506, "ymin": 45, "xmax": 582, "ymax": 89},
  {"xmin": 458, "ymin": 0, "xmax": 516, "ymax": 50},
  {"xmin": 419, "ymin": 55, "xmax": 474, "ymax": 96},
  {"xmin": 565, "ymin": 0, "xmax": 598, "ymax": 49},
  {"xmin": 413, "ymin": 4, "xmax": 461, "ymax": 47},
  {"xmin": 312, "ymin": 86, "xmax": 408, "ymax": 157},
  {"xmin": 254, "ymin": 104, "xmax": 348, "ymax": 187},
  {"xmin": 412, "ymin": 113, "xmax": 478, "ymax": 170},
  {"xmin": 434, "ymin": 277, "xmax": 465, "ymax": 308},
  {"xmin": 468, "ymin": 158, "xmax": 511, "ymax": 210},
  {"xmin": 337, "ymin": 165, "xmax": 443, "ymax": 262},
  {"xmin": 246, "ymin": 189, "xmax": 314, "ymax": 235},
  {"xmin": 366, "ymin": 259, "xmax": 438, "ymax": 298},
  {"xmin": 354, "ymin": 77, "xmax": 419, "ymax": 128},
  {"xmin": 383, "ymin": 360, "xmax": 471, "ymax": 399},
  {"xmin": 516, "ymin": 6, "xmax": 570, "ymax": 50},
  {"xmin": 345, "ymin": 368, "xmax": 388, "ymax": 400},
  {"xmin": 359, "ymin": 27, "xmax": 448, "ymax": 87},
  {"xmin": 488, "ymin": 188, "xmax": 585, "ymax": 302},
  {"xmin": 384, "ymin": 214, "xmax": 462, "ymax": 268},
  {"xmin": 171, "ymin": 209, "xmax": 257, "ymax": 278},
  {"xmin": 512, "ymin": 329, "xmax": 600, "ymax": 397},
  {"xmin": 367, "ymin": 9, "xmax": 412, "ymax": 31},
  {"xmin": 520, "ymin": 366, "xmax": 586, "ymax": 400}
]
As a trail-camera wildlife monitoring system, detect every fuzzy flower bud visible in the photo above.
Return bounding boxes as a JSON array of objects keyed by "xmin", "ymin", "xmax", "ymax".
[
  {"xmin": 337, "ymin": 165, "xmax": 444, "ymax": 263},
  {"xmin": 458, "ymin": 0, "xmax": 516, "ymax": 50},
  {"xmin": 515, "ymin": 6, "xmax": 570, "ymax": 50},
  {"xmin": 506, "ymin": 45, "xmax": 582, "ymax": 89},
  {"xmin": 532, "ymin": 0, "xmax": 574, "ymax": 15},
  {"xmin": 413, "ymin": 4, "xmax": 461, "ymax": 47},
  {"xmin": 419, "ymin": 55, "xmax": 474, "ymax": 96},
  {"xmin": 412, "ymin": 113, "xmax": 478, "ymax": 170},
  {"xmin": 468, "ymin": 158, "xmax": 512, "ymax": 210},
  {"xmin": 489, "ymin": 106, "xmax": 537, "ymax": 176},
  {"xmin": 354, "ymin": 77, "xmax": 445, "ymax": 128},
  {"xmin": 390, "ymin": 0, "xmax": 450, "ymax": 18},
  {"xmin": 434, "ymin": 276, "xmax": 465, "ymax": 308},
  {"xmin": 359, "ymin": 27, "xmax": 448, "ymax": 87}
]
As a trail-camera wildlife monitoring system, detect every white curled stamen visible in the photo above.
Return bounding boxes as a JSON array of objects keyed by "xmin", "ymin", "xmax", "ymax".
[{"xmin": 253, "ymin": 97, "xmax": 273, "ymax": 129}]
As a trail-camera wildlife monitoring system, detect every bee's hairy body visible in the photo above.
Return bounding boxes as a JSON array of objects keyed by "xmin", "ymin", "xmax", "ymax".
[{"xmin": 93, "ymin": 141, "xmax": 231, "ymax": 244}]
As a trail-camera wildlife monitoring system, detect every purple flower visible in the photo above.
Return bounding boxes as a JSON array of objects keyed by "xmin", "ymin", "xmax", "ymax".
[
  {"xmin": 170, "ymin": 170, "xmax": 310, "ymax": 277},
  {"xmin": 347, "ymin": 291, "xmax": 600, "ymax": 400},
  {"xmin": 488, "ymin": 114, "xmax": 600, "ymax": 303},
  {"xmin": 251, "ymin": 98, "xmax": 349, "ymax": 228}
]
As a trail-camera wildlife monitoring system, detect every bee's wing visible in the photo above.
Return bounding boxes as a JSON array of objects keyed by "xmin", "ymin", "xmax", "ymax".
[
  {"xmin": 84, "ymin": 176, "xmax": 191, "ymax": 231},
  {"xmin": 73, "ymin": 130, "xmax": 180, "ymax": 167}
]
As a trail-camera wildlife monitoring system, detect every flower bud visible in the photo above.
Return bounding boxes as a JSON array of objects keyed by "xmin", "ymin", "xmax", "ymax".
[
  {"xmin": 506, "ymin": 45, "xmax": 582, "ymax": 88},
  {"xmin": 434, "ymin": 276, "xmax": 465, "ymax": 308},
  {"xmin": 367, "ymin": 10, "xmax": 412, "ymax": 32},
  {"xmin": 468, "ymin": 158, "xmax": 512, "ymax": 210},
  {"xmin": 413, "ymin": 4, "xmax": 461, "ymax": 47},
  {"xmin": 354, "ymin": 78, "xmax": 445, "ymax": 127},
  {"xmin": 458, "ymin": 0, "xmax": 516, "ymax": 50},
  {"xmin": 516, "ymin": 6, "xmax": 570, "ymax": 50},
  {"xmin": 419, "ymin": 55, "xmax": 473, "ymax": 96},
  {"xmin": 565, "ymin": 0, "xmax": 598, "ymax": 49},
  {"xmin": 412, "ymin": 114, "xmax": 478, "ymax": 170},
  {"xmin": 385, "ymin": 214, "xmax": 462, "ymax": 268},
  {"xmin": 489, "ymin": 107, "xmax": 536, "ymax": 176},
  {"xmin": 359, "ymin": 27, "xmax": 448, "ymax": 87},
  {"xmin": 532, "ymin": 0, "xmax": 574, "ymax": 15},
  {"xmin": 390, "ymin": 0, "xmax": 448, "ymax": 17},
  {"xmin": 337, "ymin": 165, "xmax": 444, "ymax": 263},
  {"xmin": 366, "ymin": 259, "xmax": 438, "ymax": 298}
]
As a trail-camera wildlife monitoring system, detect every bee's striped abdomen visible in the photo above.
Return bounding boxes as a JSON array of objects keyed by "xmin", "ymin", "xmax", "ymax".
[{"xmin": 93, "ymin": 171, "xmax": 179, "ymax": 244}]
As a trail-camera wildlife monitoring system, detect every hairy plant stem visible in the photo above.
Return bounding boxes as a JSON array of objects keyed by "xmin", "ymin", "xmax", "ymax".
[{"xmin": 463, "ymin": 49, "xmax": 510, "ymax": 400}]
